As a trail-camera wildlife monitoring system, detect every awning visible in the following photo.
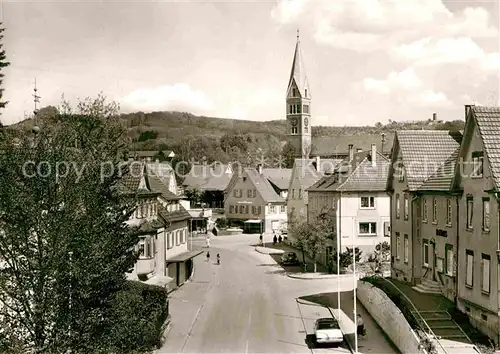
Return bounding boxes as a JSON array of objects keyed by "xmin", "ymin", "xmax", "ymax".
[
  {"xmin": 145, "ymin": 275, "xmax": 174, "ymax": 287},
  {"xmin": 167, "ymin": 249, "xmax": 203, "ymax": 263},
  {"xmin": 244, "ymin": 219, "xmax": 263, "ymax": 223}
]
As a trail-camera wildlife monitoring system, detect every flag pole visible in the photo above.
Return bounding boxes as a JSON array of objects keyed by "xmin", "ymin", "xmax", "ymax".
[{"xmin": 337, "ymin": 192, "xmax": 341, "ymax": 313}]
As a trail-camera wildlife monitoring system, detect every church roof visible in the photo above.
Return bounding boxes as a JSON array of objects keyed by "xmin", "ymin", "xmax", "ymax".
[{"xmin": 288, "ymin": 32, "xmax": 309, "ymax": 97}]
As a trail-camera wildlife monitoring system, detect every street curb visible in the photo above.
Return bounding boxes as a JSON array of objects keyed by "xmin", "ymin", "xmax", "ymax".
[
  {"xmin": 287, "ymin": 273, "xmax": 356, "ymax": 280},
  {"xmin": 254, "ymin": 246, "xmax": 285, "ymax": 255}
]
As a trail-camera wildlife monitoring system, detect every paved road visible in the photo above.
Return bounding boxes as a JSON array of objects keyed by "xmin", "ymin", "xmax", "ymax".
[{"xmin": 159, "ymin": 234, "xmax": 396, "ymax": 354}]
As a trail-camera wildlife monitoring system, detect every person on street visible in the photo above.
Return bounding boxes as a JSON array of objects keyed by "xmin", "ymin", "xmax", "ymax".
[
  {"xmin": 357, "ymin": 314, "xmax": 365, "ymax": 338},
  {"xmin": 273, "ymin": 234, "xmax": 277, "ymax": 245},
  {"xmin": 259, "ymin": 234, "xmax": 263, "ymax": 246},
  {"xmin": 206, "ymin": 251, "xmax": 210, "ymax": 262},
  {"xmin": 216, "ymin": 253, "xmax": 220, "ymax": 265},
  {"xmin": 278, "ymin": 235, "xmax": 282, "ymax": 243}
]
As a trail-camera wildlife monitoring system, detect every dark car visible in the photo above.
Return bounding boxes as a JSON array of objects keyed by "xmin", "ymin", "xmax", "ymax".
[{"xmin": 281, "ymin": 252, "xmax": 300, "ymax": 265}]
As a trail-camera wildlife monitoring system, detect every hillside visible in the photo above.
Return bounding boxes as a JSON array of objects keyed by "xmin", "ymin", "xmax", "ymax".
[{"xmin": 12, "ymin": 108, "xmax": 465, "ymax": 166}]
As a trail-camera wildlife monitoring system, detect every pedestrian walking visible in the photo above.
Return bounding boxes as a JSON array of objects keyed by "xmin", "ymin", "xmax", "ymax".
[
  {"xmin": 259, "ymin": 234, "xmax": 263, "ymax": 246},
  {"xmin": 278, "ymin": 235, "xmax": 282, "ymax": 243},
  {"xmin": 206, "ymin": 251, "xmax": 210, "ymax": 262},
  {"xmin": 273, "ymin": 234, "xmax": 277, "ymax": 245},
  {"xmin": 356, "ymin": 314, "xmax": 365, "ymax": 338}
]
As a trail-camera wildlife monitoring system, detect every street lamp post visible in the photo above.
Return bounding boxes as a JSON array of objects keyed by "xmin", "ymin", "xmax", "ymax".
[
  {"xmin": 353, "ymin": 227, "xmax": 358, "ymax": 354},
  {"xmin": 337, "ymin": 192, "xmax": 341, "ymax": 313}
]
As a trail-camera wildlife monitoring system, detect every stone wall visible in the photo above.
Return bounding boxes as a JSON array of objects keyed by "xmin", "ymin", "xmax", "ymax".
[{"xmin": 357, "ymin": 280, "xmax": 424, "ymax": 354}]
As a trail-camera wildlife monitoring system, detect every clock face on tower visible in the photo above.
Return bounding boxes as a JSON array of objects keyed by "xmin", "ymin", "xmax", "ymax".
[
  {"xmin": 304, "ymin": 117, "xmax": 309, "ymax": 127},
  {"xmin": 291, "ymin": 118, "xmax": 298, "ymax": 126}
]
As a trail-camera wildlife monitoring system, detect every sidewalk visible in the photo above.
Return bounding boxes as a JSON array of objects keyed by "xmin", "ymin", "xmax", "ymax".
[
  {"xmin": 299, "ymin": 291, "xmax": 399, "ymax": 354},
  {"xmin": 157, "ymin": 255, "xmax": 215, "ymax": 353}
]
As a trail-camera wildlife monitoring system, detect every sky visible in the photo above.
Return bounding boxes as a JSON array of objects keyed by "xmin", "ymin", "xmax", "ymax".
[{"xmin": 2, "ymin": 0, "xmax": 500, "ymax": 126}]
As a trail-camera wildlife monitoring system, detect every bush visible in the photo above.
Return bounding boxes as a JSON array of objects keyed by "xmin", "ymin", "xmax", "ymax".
[
  {"xmin": 101, "ymin": 280, "xmax": 169, "ymax": 353},
  {"xmin": 216, "ymin": 217, "xmax": 229, "ymax": 229}
]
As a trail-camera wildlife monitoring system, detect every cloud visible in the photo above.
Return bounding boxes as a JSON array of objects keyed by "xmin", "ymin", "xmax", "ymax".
[
  {"xmin": 363, "ymin": 68, "xmax": 452, "ymax": 107},
  {"xmin": 121, "ymin": 83, "xmax": 214, "ymax": 114},
  {"xmin": 271, "ymin": 0, "xmax": 498, "ymax": 58},
  {"xmin": 363, "ymin": 68, "xmax": 423, "ymax": 94}
]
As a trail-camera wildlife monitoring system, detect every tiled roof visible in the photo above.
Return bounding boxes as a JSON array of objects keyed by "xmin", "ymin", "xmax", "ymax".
[
  {"xmin": 245, "ymin": 168, "xmax": 284, "ymax": 203},
  {"xmin": 396, "ymin": 130, "xmax": 462, "ymax": 191},
  {"xmin": 157, "ymin": 204, "xmax": 191, "ymax": 224},
  {"xmin": 418, "ymin": 148, "xmax": 460, "ymax": 191},
  {"xmin": 311, "ymin": 134, "xmax": 394, "ymax": 158},
  {"xmin": 137, "ymin": 219, "xmax": 165, "ymax": 234},
  {"xmin": 308, "ymin": 151, "xmax": 389, "ymax": 192},
  {"xmin": 261, "ymin": 168, "xmax": 292, "ymax": 190},
  {"xmin": 119, "ymin": 162, "xmax": 144, "ymax": 193},
  {"xmin": 182, "ymin": 163, "xmax": 233, "ymax": 191},
  {"xmin": 472, "ymin": 106, "xmax": 500, "ymax": 190},
  {"xmin": 148, "ymin": 174, "xmax": 180, "ymax": 201},
  {"xmin": 292, "ymin": 158, "xmax": 343, "ymax": 190}
]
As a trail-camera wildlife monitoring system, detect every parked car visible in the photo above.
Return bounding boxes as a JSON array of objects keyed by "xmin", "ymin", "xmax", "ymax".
[
  {"xmin": 314, "ymin": 317, "xmax": 343, "ymax": 345},
  {"xmin": 281, "ymin": 252, "xmax": 300, "ymax": 265}
]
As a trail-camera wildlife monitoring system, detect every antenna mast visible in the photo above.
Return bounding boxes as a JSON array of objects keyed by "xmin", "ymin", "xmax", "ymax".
[{"xmin": 33, "ymin": 79, "xmax": 41, "ymax": 118}]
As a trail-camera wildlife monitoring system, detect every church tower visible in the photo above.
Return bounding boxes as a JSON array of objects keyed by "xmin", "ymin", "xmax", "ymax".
[{"xmin": 286, "ymin": 30, "xmax": 311, "ymax": 159}]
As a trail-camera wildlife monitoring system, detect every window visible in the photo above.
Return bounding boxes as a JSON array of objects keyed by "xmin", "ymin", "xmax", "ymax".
[
  {"xmin": 280, "ymin": 205, "xmax": 286, "ymax": 213},
  {"xmin": 240, "ymin": 205, "xmax": 244, "ymax": 214},
  {"xmin": 292, "ymin": 88, "xmax": 297, "ymax": 97},
  {"xmin": 398, "ymin": 162, "xmax": 405, "ymax": 182},
  {"xmin": 422, "ymin": 198, "xmax": 428, "ymax": 222},
  {"xmin": 466, "ymin": 197, "xmax": 473, "ymax": 229},
  {"xmin": 298, "ymin": 189, "xmax": 302, "ymax": 198},
  {"xmin": 252, "ymin": 189, "xmax": 257, "ymax": 197},
  {"xmin": 446, "ymin": 244, "xmax": 453, "ymax": 276},
  {"xmin": 396, "ymin": 194, "xmax": 400, "ymax": 219},
  {"xmin": 465, "ymin": 250, "xmax": 474, "ymax": 287},
  {"xmin": 269, "ymin": 205, "xmax": 276, "ymax": 214},
  {"xmin": 359, "ymin": 222, "xmax": 377, "ymax": 235},
  {"xmin": 138, "ymin": 238, "xmax": 146, "ymax": 258},
  {"xmin": 423, "ymin": 239, "xmax": 429, "ymax": 267},
  {"xmin": 446, "ymin": 198, "xmax": 452, "ymax": 226},
  {"xmin": 292, "ymin": 189, "xmax": 295, "ymax": 199},
  {"xmin": 229, "ymin": 205, "xmax": 234, "ymax": 213},
  {"xmin": 296, "ymin": 104, "xmax": 302, "ymax": 114},
  {"xmin": 257, "ymin": 206, "xmax": 262, "ymax": 214},
  {"xmin": 404, "ymin": 234, "xmax": 409, "ymax": 263},
  {"xmin": 360, "ymin": 196, "xmax": 375, "ymax": 209},
  {"xmin": 471, "ymin": 151, "xmax": 484, "ymax": 177},
  {"xmin": 303, "ymin": 104, "xmax": 309, "ymax": 113},
  {"xmin": 288, "ymin": 105, "xmax": 293, "ymax": 114},
  {"xmin": 176, "ymin": 230, "xmax": 180, "ymax": 246},
  {"xmin": 167, "ymin": 233, "xmax": 173, "ymax": 249},
  {"xmin": 396, "ymin": 232, "xmax": 401, "ymax": 260},
  {"xmin": 432, "ymin": 197, "xmax": 437, "ymax": 223},
  {"xmin": 292, "ymin": 127, "xmax": 298, "ymax": 134},
  {"xmin": 481, "ymin": 254, "xmax": 490, "ymax": 294},
  {"xmin": 247, "ymin": 189, "xmax": 252, "ymax": 198},
  {"xmin": 251, "ymin": 206, "xmax": 256, "ymax": 214},
  {"xmin": 483, "ymin": 198, "xmax": 490, "ymax": 231},
  {"xmin": 436, "ymin": 258, "xmax": 444, "ymax": 272},
  {"xmin": 404, "ymin": 194, "xmax": 409, "ymax": 220}
]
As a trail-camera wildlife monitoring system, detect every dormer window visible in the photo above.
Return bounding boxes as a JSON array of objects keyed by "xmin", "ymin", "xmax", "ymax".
[
  {"xmin": 292, "ymin": 88, "xmax": 297, "ymax": 97},
  {"xmin": 291, "ymin": 127, "xmax": 298, "ymax": 134}
]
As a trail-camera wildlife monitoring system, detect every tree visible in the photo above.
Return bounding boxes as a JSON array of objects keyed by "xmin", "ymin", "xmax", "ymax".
[
  {"xmin": 0, "ymin": 94, "xmax": 140, "ymax": 353},
  {"xmin": 335, "ymin": 247, "xmax": 363, "ymax": 269},
  {"xmin": 375, "ymin": 241, "xmax": 390, "ymax": 262},
  {"xmin": 290, "ymin": 218, "xmax": 329, "ymax": 273},
  {"xmin": 281, "ymin": 142, "xmax": 298, "ymax": 168},
  {"xmin": 184, "ymin": 187, "xmax": 203, "ymax": 207},
  {"xmin": 0, "ymin": 23, "xmax": 10, "ymax": 112},
  {"xmin": 289, "ymin": 220, "xmax": 310, "ymax": 267}
]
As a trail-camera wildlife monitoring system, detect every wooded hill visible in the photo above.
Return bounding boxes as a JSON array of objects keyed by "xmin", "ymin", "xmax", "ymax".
[{"xmin": 13, "ymin": 107, "xmax": 465, "ymax": 166}]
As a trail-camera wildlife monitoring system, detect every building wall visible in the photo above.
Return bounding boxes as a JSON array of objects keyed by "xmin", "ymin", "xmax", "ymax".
[
  {"xmin": 457, "ymin": 121, "xmax": 499, "ymax": 342},
  {"xmin": 419, "ymin": 194, "xmax": 459, "ymax": 302},
  {"xmin": 264, "ymin": 202, "xmax": 288, "ymax": 233},
  {"xmin": 307, "ymin": 190, "xmax": 337, "ymax": 223},
  {"xmin": 287, "ymin": 169, "xmax": 309, "ymax": 221},
  {"xmin": 390, "ymin": 148, "xmax": 415, "ymax": 283},
  {"xmin": 338, "ymin": 192, "xmax": 390, "ymax": 259},
  {"xmin": 225, "ymin": 171, "xmax": 266, "ymax": 221}
]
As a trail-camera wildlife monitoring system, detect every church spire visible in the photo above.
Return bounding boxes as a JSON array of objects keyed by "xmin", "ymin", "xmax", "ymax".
[{"xmin": 288, "ymin": 29, "xmax": 309, "ymax": 98}]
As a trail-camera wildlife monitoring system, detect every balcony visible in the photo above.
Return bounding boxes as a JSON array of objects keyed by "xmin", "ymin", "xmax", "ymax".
[{"xmin": 136, "ymin": 257, "xmax": 155, "ymax": 275}]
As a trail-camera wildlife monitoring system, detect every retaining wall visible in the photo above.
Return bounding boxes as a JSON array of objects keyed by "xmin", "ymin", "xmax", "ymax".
[{"xmin": 357, "ymin": 280, "xmax": 424, "ymax": 354}]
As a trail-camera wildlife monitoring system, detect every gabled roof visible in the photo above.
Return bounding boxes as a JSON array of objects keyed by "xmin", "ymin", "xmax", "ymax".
[
  {"xmin": 148, "ymin": 174, "xmax": 180, "ymax": 201},
  {"xmin": 118, "ymin": 162, "xmax": 160, "ymax": 197},
  {"xmin": 308, "ymin": 151, "xmax": 389, "ymax": 192},
  {"xmin": 311, "ymin": 134, "xmax": 394, "ymax": 158},
  {"xmin": 288, "ymin": 35, "xmax": 309, "ymax": 97},
  {"xmin": 418, "ymin": 148, "xmax": 460, "ymax": 192},
  {"xmin": 394, "ymin": 130, "xmax": 462, "ymax": 191},
  {"xmin": 261, "ymin": 168, "xmax": 292, "ymax": 190},
  {"xmin": 470, "ymin": 106, "xmax": 500, "ymax": 190},
  {"xmin": 182, "ymin": 163, "xmax": 233, "ymax": 191},
  {"xmin": 291, "ymin": 158, "xmax": 343, "ymax": 190},
  {"xmin": 158, "ymin": 203, "xmax": 191, "ymax": 224},
  {"xmin": 243, "ymin": 168, "xmax": 285, "ymax": 203}
]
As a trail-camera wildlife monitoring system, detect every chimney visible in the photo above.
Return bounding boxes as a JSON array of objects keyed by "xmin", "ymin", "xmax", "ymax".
[
  {"xmin": 348, "ymin": 144, "xmax": 354, "ymax": 162},
  {"xmin": 257, "ymin": 164, "xmax": 262, "ymax": 175},
  {"xmin": 356, "ymin": 148, "xmax": 363, "ymax": 153},
  {"xmin": 315, "ymin": 156, "xmax": 320, "ymax": 172},
  {"xmin": 432, "ymin": 112, "xmax": 437, "ymax": 121},
  {"xmin": 465, "ymin": 104, "xmax": 473, "ymax": 122},
  {"xmin": 371, "ymin": 143, "xmax": 376, "ymax": 167}
]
